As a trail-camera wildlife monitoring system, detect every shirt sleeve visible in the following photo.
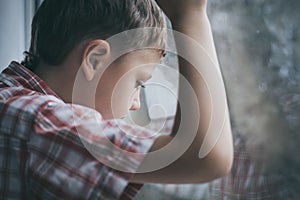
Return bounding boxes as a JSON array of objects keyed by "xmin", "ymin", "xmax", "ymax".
[{"xmin": 28, "ymin": 100, "xmax": 157, "ymax": 200}]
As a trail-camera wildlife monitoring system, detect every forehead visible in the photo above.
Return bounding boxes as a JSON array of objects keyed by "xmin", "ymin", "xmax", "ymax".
[
  {"xmin": 112, "ymin": 49, "xmax": 162, "ymax": 73},
  {"xmin": 120, "ymin": 49, "xmax": 163, "ymax": 63},
  {"xmin": 107, "ymin": 49, "xmax": 162, "ymax": 79}
]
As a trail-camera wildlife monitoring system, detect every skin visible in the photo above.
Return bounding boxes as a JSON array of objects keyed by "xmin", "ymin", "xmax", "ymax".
[
  {"xmin": 36, "ymin": 0, "xmax": 233, "ymax": 184},
  {"xmin": 36, "ymin": 41, "xmax": 161, "ymax": 119},
  {"xmin": 94, "ymin": 50, "xmax": 161, "ymax": 119}
]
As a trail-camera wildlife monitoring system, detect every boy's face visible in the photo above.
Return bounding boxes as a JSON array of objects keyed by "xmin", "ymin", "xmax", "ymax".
[{"xmin": 95, "ymin": 50, "xmax": 162, "ymax": 119}]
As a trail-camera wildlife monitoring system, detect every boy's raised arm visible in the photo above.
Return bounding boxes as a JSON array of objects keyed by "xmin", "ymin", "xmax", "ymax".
[{"xmin": 131, "ymin": 0, "xmax": 233, "ymax": 184}]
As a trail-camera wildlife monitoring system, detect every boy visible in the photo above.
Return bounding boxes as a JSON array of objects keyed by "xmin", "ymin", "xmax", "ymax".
[{"xmin": 0, "ymin": 0, "xmax": 233, "ymax": 199}]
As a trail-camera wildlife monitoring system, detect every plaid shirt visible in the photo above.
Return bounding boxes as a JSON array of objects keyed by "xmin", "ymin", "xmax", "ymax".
[{"xmin": 0, "ymin": 61, "xmax": 157, "ymax": 200}]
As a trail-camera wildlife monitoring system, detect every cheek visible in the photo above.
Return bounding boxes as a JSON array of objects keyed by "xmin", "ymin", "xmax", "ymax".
[
  {"xmin": 110, "ymin": 82, "xmax": 136, "ymax": 118},
  {"xmin": 96, "ymin": 75, "xmax": 136, "ymax": 119}
]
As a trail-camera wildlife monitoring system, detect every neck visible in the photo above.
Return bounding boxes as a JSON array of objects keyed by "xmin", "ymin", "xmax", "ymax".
[
  {"xmin": 34, "ymin": 42, "xmax": 88, "ymax": 103},
  {"xmin": 35, "ymin": 60, "xmax": 78, "ymax": 103}
]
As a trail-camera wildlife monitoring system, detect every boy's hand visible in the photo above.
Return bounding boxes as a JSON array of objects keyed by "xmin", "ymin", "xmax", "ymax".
[{"xmin": 155, "ymin": 0, "xmax": 207, "ymax": 21}]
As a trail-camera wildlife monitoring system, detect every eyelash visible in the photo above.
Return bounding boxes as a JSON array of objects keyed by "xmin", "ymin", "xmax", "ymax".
[{"xmin": 136, "ymin": 80, "xmax": 145, "ymax": 88}]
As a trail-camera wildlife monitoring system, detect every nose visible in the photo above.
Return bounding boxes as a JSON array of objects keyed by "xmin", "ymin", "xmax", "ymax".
[{"xmin": 129, "ymin": 89, "xmax": 141, "ymax": 110}]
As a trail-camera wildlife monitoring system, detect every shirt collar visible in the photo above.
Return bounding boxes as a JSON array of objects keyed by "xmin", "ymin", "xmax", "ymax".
[{"xmin": 1, "ymin": 61, "xmax": 60, "ymax": 99}]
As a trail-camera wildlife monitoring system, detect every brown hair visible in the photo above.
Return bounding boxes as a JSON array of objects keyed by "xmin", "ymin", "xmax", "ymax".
[{"xmin": 22, "ymin": 0, "xmax": 166, "ymax": 71}]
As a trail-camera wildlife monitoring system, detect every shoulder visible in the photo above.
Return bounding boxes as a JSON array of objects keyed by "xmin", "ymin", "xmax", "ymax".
[{"xmin": 0, "ymin": 91, "xmax": 63, "ymax": 139}]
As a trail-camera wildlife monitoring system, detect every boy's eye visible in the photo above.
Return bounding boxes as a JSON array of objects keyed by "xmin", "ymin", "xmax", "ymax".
[{"xmin": 136, "ymin": 80, "xmax": 145, "ymax": 88}]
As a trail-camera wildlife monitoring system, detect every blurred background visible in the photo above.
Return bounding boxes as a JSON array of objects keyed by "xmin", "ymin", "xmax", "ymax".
[{"xmin": 0, "ymin": 0, "xmax": 299, "ymax": 199}]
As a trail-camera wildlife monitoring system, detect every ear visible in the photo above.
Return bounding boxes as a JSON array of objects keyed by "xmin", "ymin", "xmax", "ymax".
[{"xmin": 82, "ymin": 40, "xmax": 110, "ymax": 81}]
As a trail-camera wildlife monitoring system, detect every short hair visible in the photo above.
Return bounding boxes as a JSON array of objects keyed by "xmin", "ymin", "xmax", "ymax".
[{"xmin": 22, "ymin": 0, "xmax": 166, "ymax": 71}]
